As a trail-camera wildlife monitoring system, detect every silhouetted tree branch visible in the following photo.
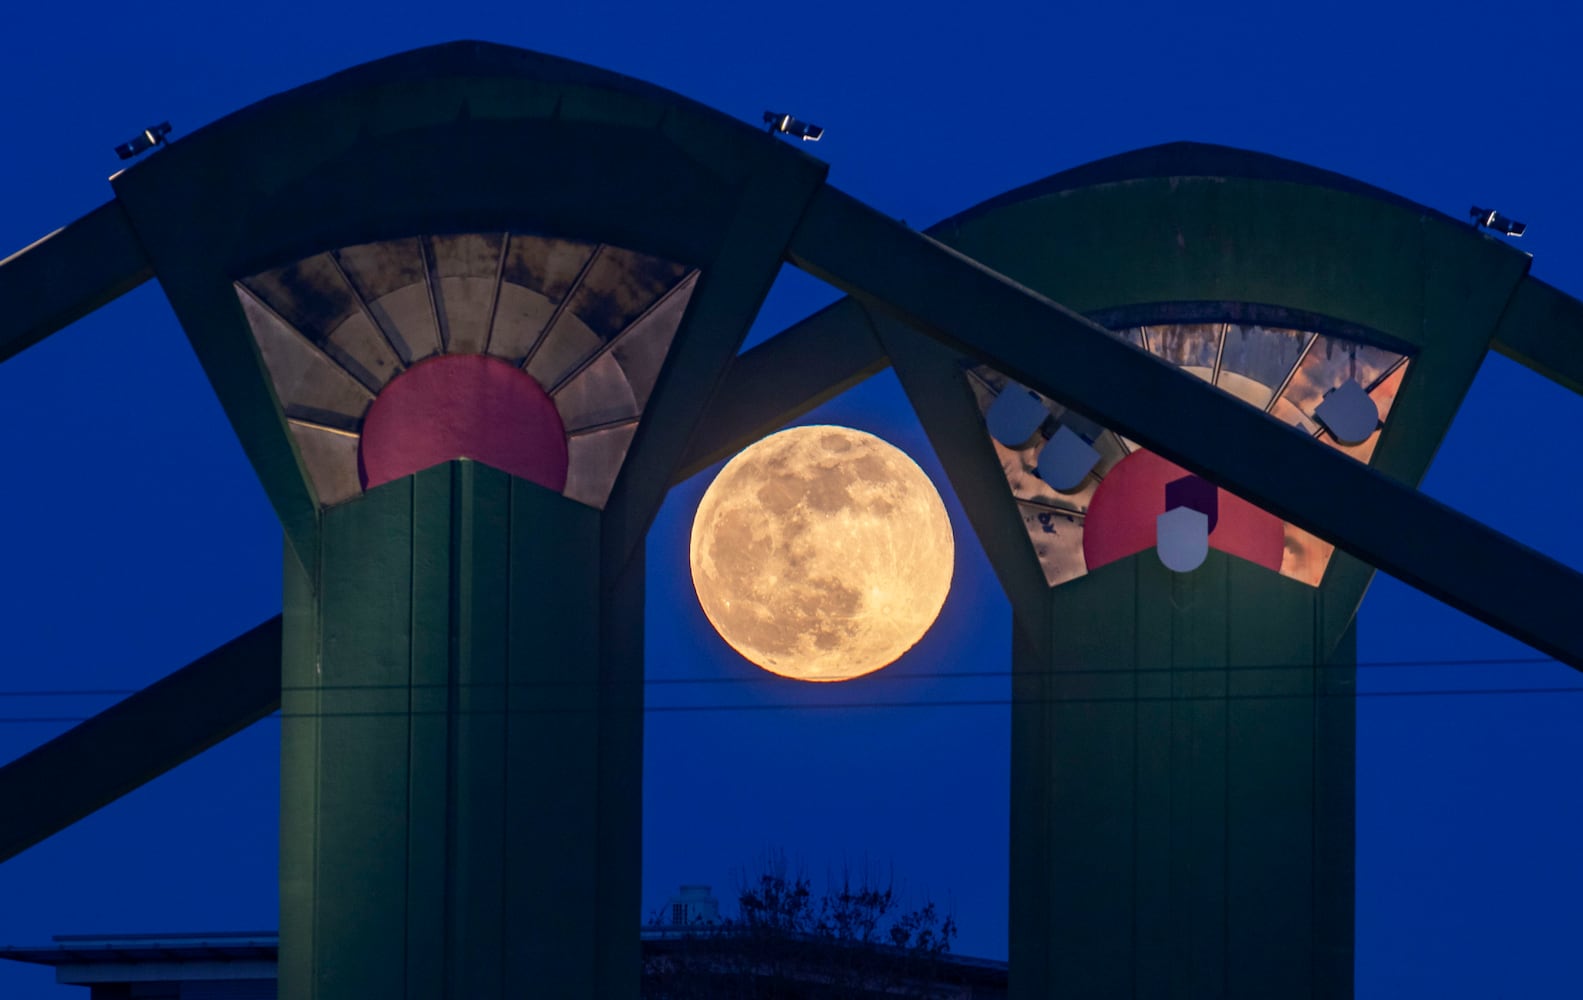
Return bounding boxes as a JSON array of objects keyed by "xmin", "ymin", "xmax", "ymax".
[{"xmin": 645, "ymin": 851, "xmax": 959, "ymax": 999}]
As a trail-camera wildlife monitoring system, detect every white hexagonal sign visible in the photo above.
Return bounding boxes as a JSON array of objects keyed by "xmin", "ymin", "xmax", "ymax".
[{"xmin": 1156, "ymin": 505, "xmax": 1210, "ymax": 573}]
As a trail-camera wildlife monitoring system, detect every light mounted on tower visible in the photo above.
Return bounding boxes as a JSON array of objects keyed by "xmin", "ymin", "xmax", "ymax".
[
  {"xmin": 763, "ymin": 111, "xmax": 823, "ymax": 141},
  {"xmin": 1470, "ymin": 205, "xmax": 1526, "ymax": 237},
  {"xmin": 114, "ymin": 122, "xmax": 171, "ymax": 160}
]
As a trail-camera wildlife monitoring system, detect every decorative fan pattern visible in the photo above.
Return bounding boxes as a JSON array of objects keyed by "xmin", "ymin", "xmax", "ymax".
[
  {"xmin": 234, "ymin": 234, "xmax": 699, "ymax": 509},
  {"xmin": 967, "ymin": 322, "xmax": 1410, "ymax": 588}
]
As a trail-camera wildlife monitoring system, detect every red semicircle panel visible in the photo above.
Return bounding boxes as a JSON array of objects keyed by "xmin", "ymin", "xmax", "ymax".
[
  {"xmin": 359, "ymin": 354, "xmax": 569, "ymax": 493},
  {"xmin": 1083, "ymin": 449, "xmax": 1285, "ymax": 574}
]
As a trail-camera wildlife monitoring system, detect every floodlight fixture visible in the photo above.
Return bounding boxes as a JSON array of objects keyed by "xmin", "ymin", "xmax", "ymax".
[
  {"xmin": 115, "ymin": 122, "xmax": 172, "ymax": 160},
  {"xmin": 1036, "ymin": 424, "xmax": 1101, "ymax": 492},
  {"xmin": 1470, "ymin": 205, "xmax": 1526, "ymax": 237},
  {"xmin": 985, "ymin": 382, "xmax": 1049, "ymax": 447},
  {"xmin": 763, "ymin": 111, "xmax": 823, "ymax": 142},
  {"xmin": 1313, "ymin": 378, "xmax": 1380, "ymax": 445}
]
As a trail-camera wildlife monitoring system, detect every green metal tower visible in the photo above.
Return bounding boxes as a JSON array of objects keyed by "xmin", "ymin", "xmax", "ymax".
[
  {"xmin": 59, "ymin": 43, "xmax": 826, "ymax": 996},
  {"xmin": 863, "ymin": 146, "xmax": 1529, "ymax": 997},
  {"xmin": 4, "ymin": 42, "xmax": 1583, "ymax": 1000}
]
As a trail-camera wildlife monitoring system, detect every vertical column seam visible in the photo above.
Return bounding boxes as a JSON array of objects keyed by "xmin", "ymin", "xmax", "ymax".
[
  {"xmin": 311, "ymin": 526, "xmax": 324, "ymax": 999},
  {"xmin": 1222, "ymin": 563, "xmax": 1231, "ymax": 998},
  {"xmin": 1130, "ymin": 564, "xmax": 1141, "ymax": 1000},
  {"xmin": 1312, "ymin": 591, "xmax": 1324, "ymax": 994},
  {"xmin": 442, "ymin": 463, "xmax": 463, "ymax": 998},
  {"xmin": 403, "ymin": 476, "xmax": 416, "ymax": 1000},
  {"xmin": 501, "ymin": 476, "xmax": 513, "ymax": 986}
]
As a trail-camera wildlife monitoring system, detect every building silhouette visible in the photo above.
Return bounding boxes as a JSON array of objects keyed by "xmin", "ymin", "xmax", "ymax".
[{"xmin": 3, "ymin": 924, "xmax": 1009, "ymax": 999}]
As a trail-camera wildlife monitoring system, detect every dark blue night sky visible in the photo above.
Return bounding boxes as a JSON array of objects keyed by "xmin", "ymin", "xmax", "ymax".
[{"xmin": 2, "ymin": 2, "xmax": 1582, "ymax": 996}]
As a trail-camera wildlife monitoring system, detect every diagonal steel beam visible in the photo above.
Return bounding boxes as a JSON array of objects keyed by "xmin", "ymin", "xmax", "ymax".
[
  {"xmin": 788, "ymin": 185, "xmax": 1583, "ymax": 669},
  {"xmin": 0, "ymin": 616, "xmax": 282, "ymax": 864},
  {"xmin": 601, "ymin": 143, "xmax": 827, "ymax": 584},
  {"xmin": 672, "ymin": 297, "xmax": 888, "ymax": 483},
  {"xmin": 869, "ymin": 309, "xmax": 1053, "ymax": 655},
  {"xmin": 1491, "ymin": 276, "xmax": 1583, "ymax": 397},
  {"xmin": 0, "ymin": 201, "xmax": 153, "ymax": 364}
]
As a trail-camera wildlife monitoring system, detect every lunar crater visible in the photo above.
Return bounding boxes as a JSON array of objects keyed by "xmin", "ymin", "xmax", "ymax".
[{"xmin": 690, "ymin": 425, "xmax": 955, "ymax": 682}]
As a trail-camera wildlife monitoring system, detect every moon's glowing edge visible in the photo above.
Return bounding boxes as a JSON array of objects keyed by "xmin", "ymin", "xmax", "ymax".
[{"xmin": 688, "ymin": 425, "xmax": 954, "ymax": 682}]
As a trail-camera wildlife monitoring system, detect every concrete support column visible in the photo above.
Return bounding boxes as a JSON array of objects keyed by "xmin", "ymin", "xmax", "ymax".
[
  {"xmin": 280, "ymin": 459, "xmax": 642, "ymax": 998},
  {"xmin": 1009, "ymin": 550, "xmax": 1355, "ymax": 999}
]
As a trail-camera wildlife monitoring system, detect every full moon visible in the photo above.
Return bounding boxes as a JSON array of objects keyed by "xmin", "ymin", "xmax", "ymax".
[{"xmin": 689, "ymin": 425, "xmax": 954, "ymax": 682}]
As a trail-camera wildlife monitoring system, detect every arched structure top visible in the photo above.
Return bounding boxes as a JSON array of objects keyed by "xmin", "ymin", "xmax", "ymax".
[
  {"xmin": 703, "ymin": 137, "xmax": 1535, "ymax": 648},
  {"xmin": 152, "ymin": 38, "xmax": 786, "ymax": 205},
  {"xmin": 112, "ymin": 40, "xmax": 823, "ymax": 274},
  {"xmin": 880, "ymin": 139, "xmax": 1531, "ymax": 621},
  {"xmin": 206, "ymin": 40, "xmax": 751, "ymax": 144},
  {"xmin": 917, "ymin": 140, "xmax": 1530, "ymax": 355},
  {"xmin": 103, "ymin": 40, "xmax": 829, "ymax": 574},
  {"xmin": 933, "ymin": 140, "xmax": 1467, "ymax": 234},
  {"xmin": 7, "ymin": 49, "xmax": 1583, "ymax": 878}
]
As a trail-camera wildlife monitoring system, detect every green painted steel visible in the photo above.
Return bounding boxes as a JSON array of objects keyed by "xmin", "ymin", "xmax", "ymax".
[
  {"xmin": 1313, "ymin": 226, "xmax": 1526, "ymax": 650},
  {"xmin": 106, "ymin": 40, "xmax": 826, "ymax": 579},
  {"xmin": 0, "ymin": 615, "xmax": 281, "ymax": 864},
  {"xmin": 10, "ymin": 43, "xmax": 1583, "ymax": 1000},
  {"xmin": 788, "ymin": 184, "xmax": 1583, "ymax": 669},
  {"xmin": 936, "ymin": 177, "xmax": 1429, "ymax": 348},
  {"xmin": 600, "ymin": 143, "xmax": 827, "ymax": 580},
  {"xmin": 675, "ymin": 296, "xmax": 889, "ymax": 482},
  {"xmin": 1009, "ymin": 549, "xmax": 1356, "ymax": 999},
  {"xmin": 279, "ymin": 538, "xmax": 319, "ymax": 997},
  {"xmin": 594, "ymin": 528, "xmax": 647, "ymax": 996},
  {"xmin": 914, "ymin": 151, "xmax": 1529, "ymax": 653},
  {"xmin": 0, "ymin": 200, "xmax": 153, "ymax": 365},
  {"xmin": 1493, "ymin": 276, "xmax": 1583, "ymax": 395},
  {"xmin": 707, "ymin": 142, "xmax": 1546, "ymax": 660},
  {"xmin": 94, "ymin": 43, "xmax": 820, "ymax": 1000},
  {"xmin": 872, "ymin": 311, "xmax": 1051, "ymax": 649},
  {"xmin": 836, "ymin": 146, "xmax": 1516, "ymax": 1000},
  {"xmin": 682, "ymin": 143, "xmax": 1544, "ymax": 509},
  {"xmin": 280, "ymin": 460, "xmax": 636, "ymax": 998}
]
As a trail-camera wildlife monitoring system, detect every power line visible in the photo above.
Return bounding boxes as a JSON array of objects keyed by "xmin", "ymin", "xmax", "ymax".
[
  {"xmin": 1, "ymin": 683, "xmax": 1583, "ymax": 726},
  {"xmin": 0, "ymin": 654, "xmax": 1567, "ymax": 701}
]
